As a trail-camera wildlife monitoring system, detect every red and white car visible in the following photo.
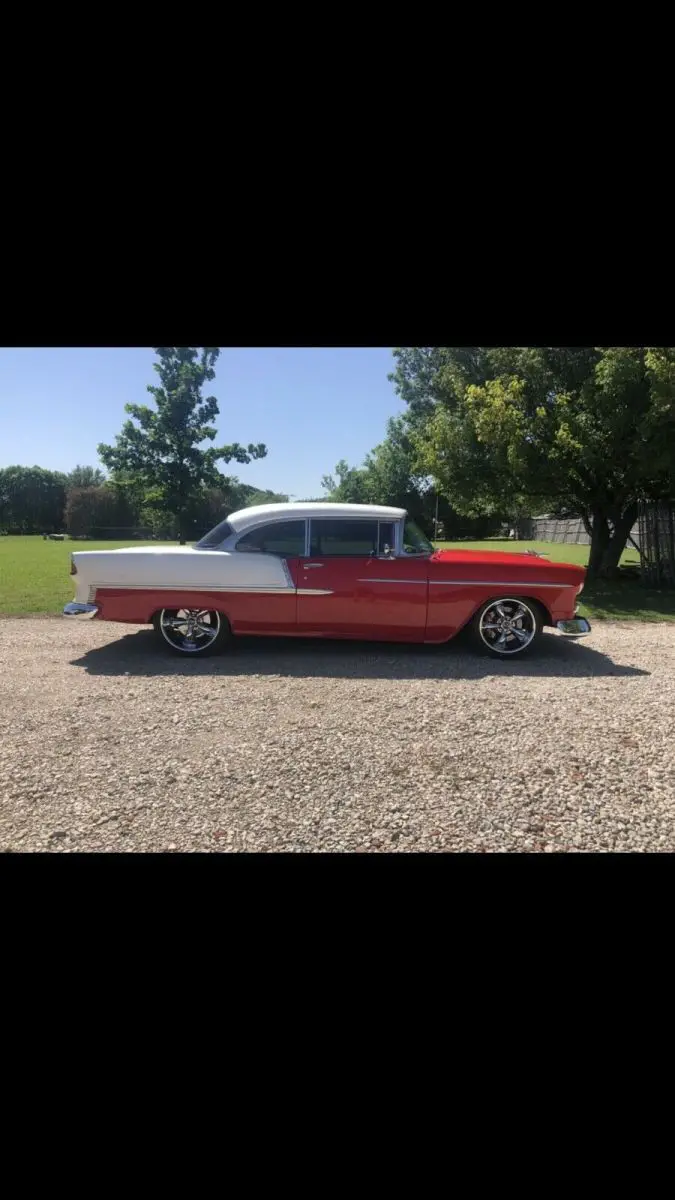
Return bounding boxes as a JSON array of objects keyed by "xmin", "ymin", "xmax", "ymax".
[{"xmin": 63, "ymin": 502, "xmax": 591, "ymax": 657}]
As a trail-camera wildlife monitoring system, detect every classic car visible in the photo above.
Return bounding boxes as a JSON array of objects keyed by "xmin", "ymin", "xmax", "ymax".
[{"xmin": 63, "ymin": 502, "xmax": 591, "ymax": 657}]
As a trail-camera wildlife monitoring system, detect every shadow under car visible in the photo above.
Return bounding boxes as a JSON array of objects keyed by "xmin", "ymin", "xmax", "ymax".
[{"xmin": 70, "ymin": 628, "xmax": 649, "ymax": 681}]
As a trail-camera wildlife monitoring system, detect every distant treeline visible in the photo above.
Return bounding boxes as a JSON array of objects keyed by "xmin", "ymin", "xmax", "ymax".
[{"xmin": 0, "ymin": 465, "xmax": 288, "ymax": 539}]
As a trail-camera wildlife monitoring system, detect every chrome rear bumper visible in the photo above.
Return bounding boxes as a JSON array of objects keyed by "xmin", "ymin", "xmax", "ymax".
[
  {"xmin": 63, "ymin": 602, "xmax": 98, "ymax": 619},
  {"xmin": 556, "ymin": 616, "xmax": 591, "ymax": 637}
]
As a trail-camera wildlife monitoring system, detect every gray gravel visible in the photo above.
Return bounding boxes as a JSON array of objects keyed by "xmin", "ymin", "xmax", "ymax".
[{"xmin": 0, "ymin": 617, "xmax": 674, "ymax": 852}]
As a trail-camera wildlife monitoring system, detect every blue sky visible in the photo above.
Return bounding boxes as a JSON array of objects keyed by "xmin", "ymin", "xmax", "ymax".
[{"xmin": 0, "ymin": 347, "xmax": 405, "ymax": 499}]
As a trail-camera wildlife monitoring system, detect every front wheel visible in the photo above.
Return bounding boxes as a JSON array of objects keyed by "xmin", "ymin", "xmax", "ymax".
[
  {"xmin": 153, "ymin": 608, "xmax": 230, "ymax": 656},
  {"xmin": 469, "ymin": 597, "xmax": 542, "ymax": 657}
]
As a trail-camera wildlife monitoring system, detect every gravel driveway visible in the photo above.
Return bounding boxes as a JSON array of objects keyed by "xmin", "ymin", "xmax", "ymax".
[{"xmin": 1, "ymin": 618, "xmax": 673, "ymax": 852}]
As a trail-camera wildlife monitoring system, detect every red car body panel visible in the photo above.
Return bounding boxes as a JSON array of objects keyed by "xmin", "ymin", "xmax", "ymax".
[
  {"xmin": 296, "ymin": 554, "xmax": 428, "ymax": 641},
  {"xmin": 93, "ymin": 587, "xmax": 299, "ymax": 635},
  {"xmin": 92, "ymin": 547, "xmax": 584, "ymax": 643},
  {"xmin": 425, "ymin": 549, "xmax": 584, "ymax": 640}
]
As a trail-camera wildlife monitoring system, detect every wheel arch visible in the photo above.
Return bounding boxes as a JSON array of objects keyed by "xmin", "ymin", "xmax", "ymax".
[
  {"xmin": 152, "ymin": 605, "xmax": 232, "ymax": 656},
  {"xmin": 518, "ymin": 595, "xmax": 552, "ymax": 627},
  {"xmin": 459, "ymin": 593, "xmax": 553, "ymax": 633},
  {"xmin": 149, "ymin": 603, "xmax": 232, "ymax": 629}
]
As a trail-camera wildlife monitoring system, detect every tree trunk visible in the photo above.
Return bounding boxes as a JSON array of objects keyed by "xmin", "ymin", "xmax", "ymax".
[
  {"xmin": 598, "ymin": 503, "xmax": 638, "ymax": 578},
  {"xmin": 587, "ymin": 510, "xmax": 610, "ymax": 577},
  {"xmin": 580, "ymin": 511, "xmax": 593, "ymax": 542},
  {"xmin": 587, "ymin": 503, "xmax": 638, "ymax": 579}
]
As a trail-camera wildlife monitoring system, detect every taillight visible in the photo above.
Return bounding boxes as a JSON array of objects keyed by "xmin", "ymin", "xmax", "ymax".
[{"xmin": 70, "ymin": 557, "xmax": 77, "ymax": 576}]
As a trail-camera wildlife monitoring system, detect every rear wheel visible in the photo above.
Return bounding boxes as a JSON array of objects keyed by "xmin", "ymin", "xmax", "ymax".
[
  {"xmin": 153, "ymin": 608, "xmax": 230, "ymax": 656},
  {"xmin": 469, "ymin": 597, "xmax": 542, "ymax": 657}
]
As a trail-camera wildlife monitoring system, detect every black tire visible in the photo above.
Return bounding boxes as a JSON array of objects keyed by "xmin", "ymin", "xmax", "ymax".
[
  {"xmin": 468, "ymin": 596, "xmax": 543, "ymax": 658},
  {"xmin": 153, "ymin": 608, "xmax": 231, "ymax": 656}
]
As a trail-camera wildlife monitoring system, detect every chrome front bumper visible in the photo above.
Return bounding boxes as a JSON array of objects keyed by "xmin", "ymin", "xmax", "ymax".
[
  {"xmin": 63, "ymin": 602, "xmax": 98, "ymax": 619},
  {"xmin": 556, "ymin": 616, "xmax": 591, "ymax": 637}
]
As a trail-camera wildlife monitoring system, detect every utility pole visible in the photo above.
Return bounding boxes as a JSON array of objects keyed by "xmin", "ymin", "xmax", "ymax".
[{"xmin": 434, "ymin": 490, "xmax": 439, "ymax": 541}]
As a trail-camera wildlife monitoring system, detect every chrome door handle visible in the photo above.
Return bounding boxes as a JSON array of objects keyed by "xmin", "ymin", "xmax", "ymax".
[{"xmin": 303, "ymin": 562, "xmax": 324, "ymax": 569}]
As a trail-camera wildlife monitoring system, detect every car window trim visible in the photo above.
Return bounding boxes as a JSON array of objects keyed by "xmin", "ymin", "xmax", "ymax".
[
  {"xmin": 195, "ymin": 519, "xmax": 234, "ymax": 550},
  {"xmin": 233, "ymin": 517, "xmax": 308, "ymax": 557},
  {"xmin": 307, "ymin": 517, "xmax": 402, "ymax": 558}
]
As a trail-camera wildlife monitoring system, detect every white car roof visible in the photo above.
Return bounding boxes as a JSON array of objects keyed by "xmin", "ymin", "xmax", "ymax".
[{"xmin": 227, "ymin": 501, "xmax": 407, "ymax": 532}]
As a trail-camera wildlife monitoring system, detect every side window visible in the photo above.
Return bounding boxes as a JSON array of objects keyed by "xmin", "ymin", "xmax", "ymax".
[
  {"xmin": 402, "ymin": 518, "xmax": 433, "ymax": 556},
  {"xmin": 310, "ymin": 519, "xmax": 379, "ymax": 557},
  {"xmin": 196, "ymin": 520, "xmax": 233, "ymax": 549},
  {"xmin": 235, "ymin": 520, "xmax": 306, "ymax": 556},
  {"xmin": 378, "ymin": 521, "xmax": 396, "ymax": 554}
]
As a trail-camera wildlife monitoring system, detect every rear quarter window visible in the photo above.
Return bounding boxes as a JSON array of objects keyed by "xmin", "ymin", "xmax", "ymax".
[
  {"xmin": 196, "ymin": 520, "xmax": 233, "ymax": 548},
  {"xmin": 235, "ymin": 520, "xmax": 306, "ymax": 556}
]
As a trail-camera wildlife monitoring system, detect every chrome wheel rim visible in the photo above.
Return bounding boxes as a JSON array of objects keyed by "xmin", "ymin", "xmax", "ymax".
[
  {"xmin": 159, "ymin": 608, "xmax": 221, "ymax": 653},
  {"xmin": 479, "ymin": 598, "xmax": 536, "ymax": 655}
]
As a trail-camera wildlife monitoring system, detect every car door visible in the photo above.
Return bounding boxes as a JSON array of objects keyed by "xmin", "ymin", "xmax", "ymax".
[
  {"xmin": 296, "ymin": 517, "xmax": 428, "ymax": 641},
  {"xmin": 231, "ymin": 518, "xmax": 305, "ymax": 634}
]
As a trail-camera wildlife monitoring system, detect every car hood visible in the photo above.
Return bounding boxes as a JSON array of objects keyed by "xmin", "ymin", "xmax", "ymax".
[{"xmin": 430, "ymin": 548, "xmax": 585, "ymax": 582}]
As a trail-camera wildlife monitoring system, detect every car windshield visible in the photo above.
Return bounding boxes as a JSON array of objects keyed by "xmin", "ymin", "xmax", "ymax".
[
  {"xmin": 195, "ymin": 519, "xmax": 233, "ymax": 549},
  {"xmin": 402, "ymin": 518, "xmax": 433, "ymax": 556}
]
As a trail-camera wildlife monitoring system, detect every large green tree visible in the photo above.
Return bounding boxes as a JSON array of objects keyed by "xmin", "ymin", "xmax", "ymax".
[
  {"xmin": 320, "ymin": 417, "xmax": 426, "ymax": 508},
  {"xmin": 362, "ymin": 417, "xmax": 427, "ymax": 509},
  {"xmin": 320, "ymin": 418, "xmax": 500, "ymax": 538},
  {"xmin": 0, "ymin": 465, "xmax": 67, "ymax": 533},
  {"xmin": 64, "ymin": 485, "xmax": 138, "ymax": 539},
  {"xmin": 321, "ymin": 458, "xmax": 371, "ymax": 503},
  {"xmin": 391, "ymin": 347, "xmax": 675, "ymax": 577},
  {"xmin": 185, "ymin": 479, "xmax": 290, "ymax": 537},
  {"xmin": 98, "ymin": 348, "xmax": 267, "ymax": 542},
  {"xmin": 134, "ymin": 478, "xmax": 290, "ymax": 541},
  {"xmin": 67, "ymin": 465, "xmax": 107, "ymax": 489}
]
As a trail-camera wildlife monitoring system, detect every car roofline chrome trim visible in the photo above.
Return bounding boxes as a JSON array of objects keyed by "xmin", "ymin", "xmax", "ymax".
[{"xmin": 212, "ymin": 514, "xmax": 421, "ymax": 558}]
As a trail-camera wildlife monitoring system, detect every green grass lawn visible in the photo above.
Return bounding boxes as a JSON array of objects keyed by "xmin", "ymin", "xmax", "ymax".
[
  {"xmin": 1, "ymin": 535, "xmax": 673, "ymax": 622},
  {"xmin": 0, "ymin": 536, "xmax": 174, "ymax": 615}
]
